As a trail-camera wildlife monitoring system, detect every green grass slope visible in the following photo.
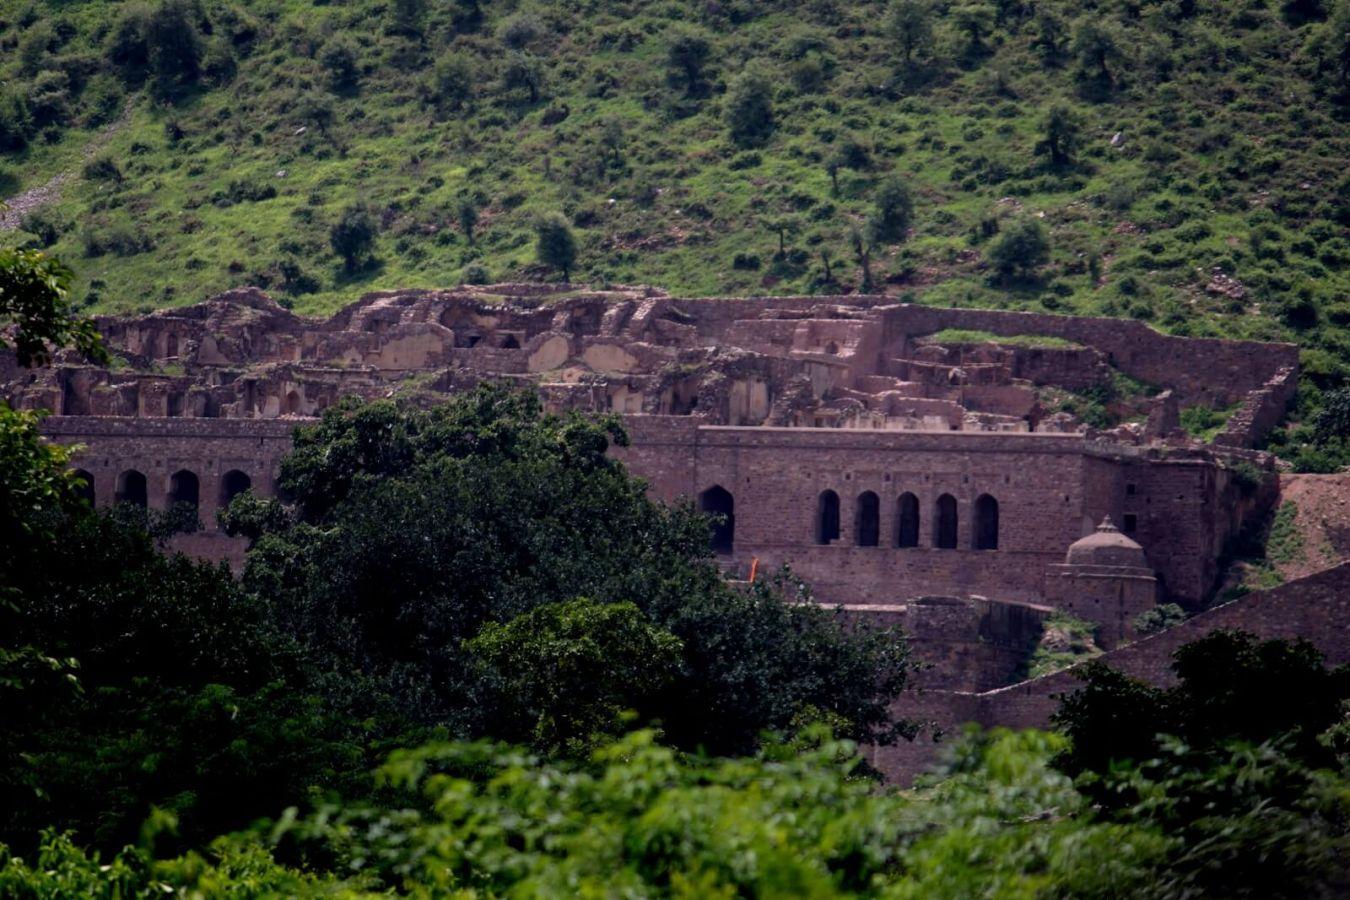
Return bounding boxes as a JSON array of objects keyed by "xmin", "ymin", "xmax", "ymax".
[{"xmin": 1, "ymin": 0, "xmax": 1348, "ymax": 442}]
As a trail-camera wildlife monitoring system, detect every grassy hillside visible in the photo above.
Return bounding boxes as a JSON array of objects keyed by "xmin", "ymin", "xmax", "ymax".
[{"xmin": 0, "ymin": 0, "xmax": 1347, "ymax": 438}]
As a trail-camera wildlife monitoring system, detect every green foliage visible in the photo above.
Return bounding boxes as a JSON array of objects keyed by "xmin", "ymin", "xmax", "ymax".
[
  {"xmin": 244, "ymin": 388, "xmax": 913, "ymax": 755},
  {"xmin": 985, "ymin": 217, "xmax": 1050, "ymax": 282},
  {"xmin": 1179, "ymin": 403, "xmax": 1235, "ymax": 440},
  {"xmin": 1312, "ymin": 386, "xmax": 1350, "ymax": 444},
  {"xmin": 869, "ymin": 177, "xmax": 914, "ymax": 243},
  {"xmin": 1025, "ymin": 610, "xmax": 1102, "ymax": 678},
  {"xmin": 887, "ymin": 0, "xmax": 936, "ymax": 66},
  {"xmin": 0, "ymin": 248, "xmax": 106, "ymax": 366},
  {"xmin": 1053, "ymin": 630, "xmax": 1350, "ymax": 797},
  {"xmin": 1133, "ymin": 602, "xmax": 1186, "ymax": 635},
  {"xmin": 534, "ymin": 211, "xmax": 577, "ymax": 280},
  {"xmin": 467, "ymin": 598, "xmax": 683, "ymax": 754},
  {"xmin": 724, "ymin": 68, "xmax": 776, "ymax": 149},
  {"xmin": 329, "ymin": 204, "xmax": 377, "ymax": 271},
  {"xmin": 1266, "ymin": 500, "xmax": 1306, "ymax": 565},
  {"xmin": 1034, "ymin": 103, "xmax": 1081, "ymax": 168}
]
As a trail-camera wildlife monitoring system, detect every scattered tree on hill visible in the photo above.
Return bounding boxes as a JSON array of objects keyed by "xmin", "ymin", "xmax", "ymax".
[
  {"xmin": 850, "ymin": 224, "xmax": 876, "ymax": 292},
  {"xmin": 387, "ymin": 0, "xmax": 426, "ymax": 38},
  {"xmin": 0, "ymin": 91, "xmax": 32, "ymax": 151},
  {"xmin": 952, "ymin": 3, "xmax": 997, "ymax": 61},
  {"xmin": 329, "ymin": 205, "xmax": 377, "ymax": 271},
  {"xmin": 535, "ymin": 213, "xmax": 577, "ymax": 281},
  {"xmin": 502, "ymin": 52, "xmax": 544, "ymax": 104},
  {"xmin": 145, "ymin": 0, "xmax": 204, "ymax": 97},
  {"xmin": 430, "ymin": 51, "xmax": 474, "ymax": 112},
  {"xmin": 1072, "ymin": 19, "xmax": 1123, "ymax": 89},
  {"xmin": 457, "ymin": 197, "xmax": 479, "ymax": 245},
  {"xmin": 764, "ymin": 215, "xmax": 801, "ymax": 259},
  {"xmin": 1034, "ymin": 103, "xmax": 1082, "ymax": 168},
  {"xmin": 1307, "ymin": 0, "xmax": 1350, "ymax": 105},
  {"xmin": 1312, "ymin": 386, "xmax": 1350, "ymax": 445},
  {"xmin": 986, "ymin": 217, "xmax": 1050, "ymax": 282},
  {"xmin": 320, "ymin": 37, "xmax": 360, "ymax": 92},
  {"xmin": 869, "ymin": 177, "xmax": 914, "ymax": 243},
  {"xmin": 1032, "ymin": 7, "xmax": 1069, "ymax": 67},
  {"xmin": 666, "ymin": 29, "xmax": 712, "ymax": 97},
  {"xmin": 887, "ymin": 0, "xmax": 936, "ymax": 69},
  {"xmin": 725, "ymin": 68, "xmax": 775, "ymax": 148}
]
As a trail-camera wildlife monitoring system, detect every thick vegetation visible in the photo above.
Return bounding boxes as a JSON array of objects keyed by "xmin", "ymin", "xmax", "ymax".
[{"xmin": 2, "ymin": 258, "xmax": 1349, "ymax": 895}]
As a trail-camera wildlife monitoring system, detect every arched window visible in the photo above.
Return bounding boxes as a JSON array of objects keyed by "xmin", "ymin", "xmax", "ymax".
[
  {"xmin": 169, "ymin": 470, "xmax": 200, "ymax": 511},
  {"xmin": 220, "ymin": 470, "xmax": 252, "ymax": 506},
  {"xmin": 116, "ymin": 470, "xmax": 147, "ymax": 507},
  {"xmin": 284, "ymin": 390, "xmax": 303, "ymax": 415},
  {"xmin": 500, "ymin": 334, "xmax": 521, "ymax": 349},
  {"xmin": 896, "ymin": 492, "xmax": 919, "ymax": 548},
  {"xmin": 855, "ymin": 491, "xmax": 880, "ymax": 547},
  {"xmin": 934, "ymin": 494, "xmax": 958, "ymax": 549},
  {"xmin": 974, "ymin": 494, "xmax": 999, "ymax": 550},
  {"xmin": 72, "ymin": 469, "xmax": 95, "ymax": 506},
  {"xmin": 699, "ymin": 485, "xmax": 735, "ymax": 555},
  {"xmin": 816, "ymin": 490, "xmax": 841, "ymax": 545}
]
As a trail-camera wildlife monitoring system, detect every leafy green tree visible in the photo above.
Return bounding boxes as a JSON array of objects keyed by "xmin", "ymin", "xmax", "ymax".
[
  {"xmin": 985, "ymin": 217, "xmax": 1050, "ymax": 282},
  {"xmin": 1072, "ymin": 18, "xmax": 1123, "ymax": 88},
  {"xmin": 387, "ymin": 0, "xmax": 426, "ymax": 38},
  {"xmin": 456, "ymin": 197, "xmax": 479, "ymax": 244},
  {"xmin": 319, "ymin": 36, "xmax": 360, "ymax": 92},
  {"xmin": 951, "ymin": 4, "xmax": 997, "ymax": 61},
  {"xmin": 146, "ymin": 0, "xmax": 204, "ymax": 97},
  {"xmin": 869, "ymin": 177, "xmax": 914, "ymax": 243},
  {"xmin": 502, "ymin": 51, "xmax": 544, "ymax": 104},
  {"xmin": 534, "ymin": 212, "xmax": 577, "ymax": 280},
  {"xmin": 1034, "ymin": 103, "xmax": 1082, "ymax": 168},
  {"xmin": 850, "ymin": 223, "xmax": 876, "ymax": 291},
  {"xmin": 329, "ymin": 204, "xmax": 377, "ymax": 271},
  {"xmin": 240, "ymin": 388, "xmax": 912, "ymax": 754},
  {"xmin": 764, "ymin": 214, "xmax": 801, "ymax": 258},
  {"xmin": 666, "ymin": 28, "xmax": 712, "ymax": 96},
  {"xmin": 468, "ymin": 598, "xmax": 683, "ymax": 754},
  {"xmin": 724, "ymin": 68, "xmax": 776, "ymax": 148},
  {"xmin": 1312, "ymin": 386, "xmax": 1350, "ymax": 444},
  {"xmin": 1032, "ymin": 6, "xmax": 1069, "ymax": 67},
  {"xmin": 0, "ymin": 249, "xmax": 106, "ymax": 366},
  {"xmin": 0, "ymin": 91, "xmax": 32, "ymax": 152},
  {"xmin": 886, "ymin": 0, "xmax": 936, "ymax": 68},
  {"xmin": 1133, "ymin": 602, "xmax": 1186, "ymax": 635},
  {"xmin": 1307, "ymin": 0, "xmax": 1350, "ymax": 104},
  {"xmin": 430, "ymin": 51, "xmax": 474, "ymax": 112}
]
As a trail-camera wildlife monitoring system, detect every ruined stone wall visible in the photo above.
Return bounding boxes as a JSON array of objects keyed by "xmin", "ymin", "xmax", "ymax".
[
  {"xmin": 868, "ymin": 562, "xmax": 1350, "ymax": 782},
  {"xmin": 879, "ymin": 305, "xmax": 1298, "ymax": 406},
  {"xmin": 40, "ymin": 416, "xmax": 295, "ymax": 565},
  {"xmin": 1214, "ymin": 366, "xmax": 1299, "ymax": 449}
]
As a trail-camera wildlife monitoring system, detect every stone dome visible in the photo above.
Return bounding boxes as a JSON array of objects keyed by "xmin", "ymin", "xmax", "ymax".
[{"xmin": 1065, "ymin": 516, "xmax": 1149, "ymax": 568}]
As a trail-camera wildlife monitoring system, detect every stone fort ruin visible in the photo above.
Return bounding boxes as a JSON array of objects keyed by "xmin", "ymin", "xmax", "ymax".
[{"xmin": 10, "ymin": 283, "xmax": 1344, "ymax": 778}]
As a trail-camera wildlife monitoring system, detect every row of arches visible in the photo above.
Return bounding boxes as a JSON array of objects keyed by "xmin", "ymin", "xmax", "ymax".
[
  {"xmin": 74, "ymin": 468, "xmax": 254, "ymax": 511},
  {"xmin": 696, "ymin": 485, "xmax": 999, "ymax": 555},
  {"xmin": 817, "ymin": 491, "xmax": 999, "ymax": 550}
]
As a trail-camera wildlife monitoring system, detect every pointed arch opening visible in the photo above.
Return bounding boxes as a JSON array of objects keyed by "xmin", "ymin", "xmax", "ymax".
[
  {"xmin": 896, "ymin": 492, "xmax": 920, "ymax": 548},
  {"xmin": 116, "ymin": 470, "xmax": 147, "ymax": 507},
  {"xmin": 816, "ymin": 490, "xmax": 841, "ymax": 545},
  {"xmin": 284, "ymin": 390, "xmax": 303, "ymax": 415},
  {"xmin": 72, "ymin": 469, "xmax": 95, "ymax": 506},
  {"xmin": 220, "ymin": 470, "xmax": 252, "ymax": 507},
  {"xmin": 974, "ymin": 493, "xmax": 999, "ymax": 550},
  {"xmin": 699, "ymin": 485, "xmax": 735, "ymax": 555},
  {"xmin": 855, "ymin": 491, "xmax": 880, "ymax": 547},
  {"xmin": 934, "ymin": 493, "xmax": 958, "ymax": 549},
  {"xmin": 169, "ymin": 469, "xmax": 200, "ymax": 511}
]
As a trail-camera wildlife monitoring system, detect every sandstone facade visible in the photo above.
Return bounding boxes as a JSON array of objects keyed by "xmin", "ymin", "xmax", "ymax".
[{"xmin": 7, "ymin": 284, "xmax": 1327, "ymax": 779}]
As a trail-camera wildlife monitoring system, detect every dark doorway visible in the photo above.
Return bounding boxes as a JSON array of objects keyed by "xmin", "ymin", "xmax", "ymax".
[
  {"xmin": 73, "ymin": 469, "xmax": 95, "ymax": 506},
  {"xmin": 973, "ymin": 494, "xmax": 999, "ymax": 550},
  {"xmin": 855, "ymin": 491, "xmax": 880, "ymax": 547},
  {"xmin": 220, "ymin": 470, "xmax": 252, "ymax": 506},
  {"xmin": 934, "ymin": 494, "xmax": 958, "ymax": 549},
  {"xmin": 169, "ymin": 470, "xmax": 200, "ymax": 511},
  {"xmin": 816, "ymin": 490, "xmax": 841, "ymax": 544},
  {"xmin": 116, "ymin": 470, "xmax": 147, "ymax": 507},
  {"xmin": 896, "ymin": 492, "xmax": 919, "ymax": 548},
  {"xmin": 699, "ymin": 485, "xmax": 735, "ymax": 555}
]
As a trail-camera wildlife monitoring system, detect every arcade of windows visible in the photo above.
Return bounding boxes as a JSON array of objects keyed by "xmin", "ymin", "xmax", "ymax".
[
  {"xmin": 75, "ymin": 467, "xmax": 256, "ymax": 513},
  {"xmin": 696, "ymin": 484, "xmax": 999, "ymax": 555}
]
